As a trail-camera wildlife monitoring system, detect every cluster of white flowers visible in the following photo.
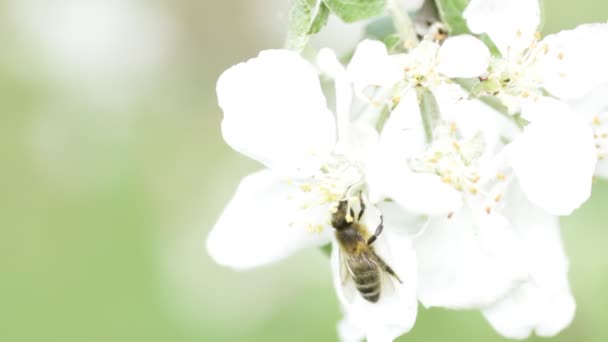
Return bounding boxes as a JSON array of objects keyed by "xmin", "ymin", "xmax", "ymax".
[{"xmin": 207, "ymin": 0, "xmax": 608, "ymax": 341}]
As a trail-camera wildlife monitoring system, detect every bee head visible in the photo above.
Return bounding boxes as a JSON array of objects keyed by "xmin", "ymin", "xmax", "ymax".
[{"xmin": 331, "ymin": 200, "xmax": 354, "ymax": 230}]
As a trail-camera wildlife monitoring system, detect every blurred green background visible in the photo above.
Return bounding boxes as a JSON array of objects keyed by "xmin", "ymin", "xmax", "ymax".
[{"xmin": 1, "ymin": 0, "xmax": 607, "ymax": 341}]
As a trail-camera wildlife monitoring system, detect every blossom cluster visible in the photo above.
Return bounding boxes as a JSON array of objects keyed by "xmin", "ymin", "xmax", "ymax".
[{"xmin": 207, "ymin": 0, "xmax": 608, "ymax": 341}]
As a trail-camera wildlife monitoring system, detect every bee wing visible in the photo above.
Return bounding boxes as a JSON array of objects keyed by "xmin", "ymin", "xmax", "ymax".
[
  {"xmin": 367, "ymin": 250, "xmax": 399, "ymax": 300},
  {"xmin": 339, "ymin": 250, "xmax": 357, "ymax": 303}
]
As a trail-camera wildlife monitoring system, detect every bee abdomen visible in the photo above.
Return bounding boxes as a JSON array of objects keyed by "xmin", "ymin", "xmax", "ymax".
[{"xmin": 353, "ymin": 270, "xmax": 381, "ymax": 303}]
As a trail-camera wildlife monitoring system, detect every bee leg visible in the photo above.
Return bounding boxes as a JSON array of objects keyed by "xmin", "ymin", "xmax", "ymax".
[
  {"xmin": 375, "ymin": 254, "xmax": 403, "ymax": 284},
  {"xmin": 357, "ymin": 192, "xmax": 366, "ymax": 221},
  {"xmin": 383, "ymin": 263, "xmax": 403, "ymax": 284},
  {"xmin": 366, "ymin": 215, "xmax": 383, "ymax": 246}
]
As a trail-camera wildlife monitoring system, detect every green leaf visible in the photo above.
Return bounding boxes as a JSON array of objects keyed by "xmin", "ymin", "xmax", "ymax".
[
  {"xmin": 435, "ymin": 0, "xmax": 471, "ymax": 35},
  {"xmin": 322, "ymin": 0, "xmax": 386, "ymax": 23},
  {"xmin": 364, "ymin": 16, "xmax": 403, "ymax": 52},
  {"xmin": 286, "ymin": 0, "xmax": 330, "ymax": 51}
]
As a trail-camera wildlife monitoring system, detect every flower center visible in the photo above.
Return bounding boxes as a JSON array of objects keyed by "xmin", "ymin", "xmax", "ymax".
[
  {"xmin": 286, "ymin": 156, "xmax": 365, "ymax": 232},
  {"xmin": 401, "ymin": 40, "xmax": 443, "ymax": 89},
  {"xmin": 483, "ymin": 32, "xmax": 565, "ymax": 113},
  {"xmin": 408, "ymin": 123, "xmax": 510, "ymax": 215}
]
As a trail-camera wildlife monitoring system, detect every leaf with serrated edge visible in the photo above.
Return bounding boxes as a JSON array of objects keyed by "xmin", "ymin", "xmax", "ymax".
[
  {"xmin": 323, "ymin": 0, "xmax": 386, "ymax": 23},
  {"xmin": 286, "ymin": 0, "xmax": 330, "ymax": 51}
]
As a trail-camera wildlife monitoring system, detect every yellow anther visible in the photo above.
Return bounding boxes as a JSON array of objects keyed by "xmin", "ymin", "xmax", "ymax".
[
  {"xmin": 300, "ymin": 184, "xmax": 312, "ymax": 192},
  {"xmin": 441, "ymin": 175, "xmax": 452, "ymax": 184},
  {"xmin": 485, "ymin": 206, "xmax": 492, "ymax": 214},
  {"xmin": 522, "ymin": 91, "xmax": 530, "ymax": 98},
  {"xmin": 543, "ymin": 44, "xmax": 549, "ymax": 54},
  {"xmin": 557, "ymin": 52, "xmax": 564, "ymax": 60},
  {"xmin": 516, "ymin": 29, "xmax": 522, "ymax": 37},
  {"xmin": 447, "ymin": 212, "xmax": 454, "ymax": 219},
  {"xmin": 392, "ymin": 96, "xmax": 401, "ymax": 105},
  {"xmin": 453, "ymin": 141, "xmax": 461, "ymax": 151},
  {"xmin": 450, "ymin": 122, "xmax": 457, "ymax": 133},
  {"xmin": 594, "ymin": 116, "xmax": 601, "ymax": 125},
  {"xmin": 496, "ymin": 172, "xmax": 506, "ymax": 181},
  {"xmin": 494, "ymin": 194, "xmax": 503, "ymax": 203},
  {"xmin": 602, "ymin": 133, "xmax": 608, "ymax": 139},
  {"xmin": 307, "ymin": 224, "xmax": 324, "ymax": 233},
  {"xmin": 534, "ymin": 31, "xmax": 542, "ymax": 40},
  {"xmin": 470, "ymin": 175, "xmax": 480, "ymax": 183},
  {"xmin": 469, "ymin": 187, "xmax": 479, "ymax": 195}
]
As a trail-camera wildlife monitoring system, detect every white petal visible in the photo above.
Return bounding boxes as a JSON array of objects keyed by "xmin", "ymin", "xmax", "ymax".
[
  {"xmin": 343, "ymin": 122, "xmax": 380, "ymax": 164},
  {"xmin": 337, "ymin": 317, "xmax": 365, "ymax": 342},
  {"xmin": 346, "ymin": 40, "xmax": 402, "ymax": 96},
  {"xmin": 369, "ymin": 92, "xmax": 463, "ymax": 214},
  {"xmin": 538, "ymin": 24, "xmax": 608, "ymax": 100},
  {"xmin": 569, "ymin": 83, "xmax": 608, "ymax": 178},
  {"xmin": 484, "ymin": 281, "xmax": 575, "ymax": 339},
  {"xmin": 436, "ymin": 35, "xmax": 490, "ymax": 78},
  {"xmin": 596, "ymin": 158, "xmax": 608, "ymax": 179},
  {"xmin": 332, "ymin": 209, "xmax": 418, "ymax": 342},
  {"xmin": 464, "ymin": 0, "xmax": 540, "ymax": 56},
  {"xmin": 414, "ymin": 203, "xmax": 528, "ymax": 309},
  {"xmin": 207, "ymin": 170, "xmax": 332, "ymax": 270},
  {"xmin": 318, "ymin": 48, "xmax": 356, "ymax": 155},
  {"xmin": 217, "ymin": 49, "xmax": 336, "ymax": 176},
  {"xmin": 508, "ymin": 98, "xmax": 596, "ymax": 215},
  {"xmin": 433, "ymin": 83, "xmax": 519, "ymax": 149},
  {"xmin": 482, "ymin": 187, "xmax": 575, "ymax": 338}
]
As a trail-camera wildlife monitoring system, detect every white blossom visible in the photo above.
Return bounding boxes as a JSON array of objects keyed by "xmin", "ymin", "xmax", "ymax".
[
  {"xmin": 208, "ymin": 48, "xmax": 417, "ymax": 342},
  {"xmin": 346, "ymin": 36, "xmax": 489, "ymax": 105},
  {"xmin": 369, "ymin": 83, "xmax": 575, "ymax": 338},
  {"xmin": 461, "ymin": 0, "xmax": 607, "ymax": 215}
]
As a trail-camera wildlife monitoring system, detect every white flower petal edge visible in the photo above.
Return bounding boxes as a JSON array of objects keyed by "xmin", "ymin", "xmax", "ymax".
[
  {"xmin": 482, "ymin": 187, "xmax": 575, "ymax": 339},
  {"xmin": 207, "ymin": 169, "xmax": 332, "ymax": 270},
  {"xmin": 217, "ymin": 49, "xmax": 336, "ymax": 177},
  {"xmin": 464, "ymin": 0, "xmax": 540, "ymax": 56},
  {"xmin": 436, "ymin": 35, "xmax": 490, "ymax": 78},
  {"xmin": 507, "ymin": 97, "xmax": 597, "ymax": 216},
  {"xmin": 538, "ymin": 23, "xmax": 608, "ymax": 101},
  {"xmin": 414, "ymin": 202, "xmax": 528, "ymax": 309},
  {"xmin": 332, "ymin": 208, "xmax": 418, "ymax": 342},
  {"xmin": 347, "ymin": 40, "xmax": 402, "ymax": 98}
]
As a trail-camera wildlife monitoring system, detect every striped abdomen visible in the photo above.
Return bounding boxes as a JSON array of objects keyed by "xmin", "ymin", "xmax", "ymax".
[{"xmin": 350, "ymin": 259, "xmax": 381, "ymax": 303}]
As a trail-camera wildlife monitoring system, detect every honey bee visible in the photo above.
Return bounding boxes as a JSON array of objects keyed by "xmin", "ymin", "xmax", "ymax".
[{"xmin": 331, "ymin": 193, "xmax": 402, "ymax": 303}]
